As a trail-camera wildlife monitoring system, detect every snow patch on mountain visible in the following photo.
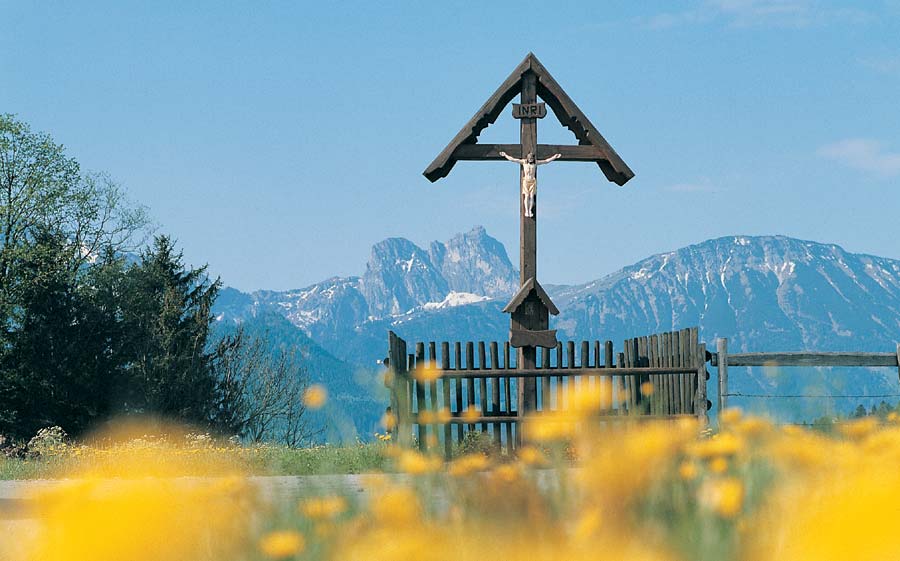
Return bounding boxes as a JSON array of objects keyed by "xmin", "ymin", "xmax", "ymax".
[{"xmin": 422, "ymin": 291, "xmax": 491, "ymax": 311}]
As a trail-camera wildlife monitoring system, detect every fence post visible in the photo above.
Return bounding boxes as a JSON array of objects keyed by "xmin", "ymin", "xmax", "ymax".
[
  {"xmin": 695, "ymin": 341, "xmax": 709, "ymax": 427},
  {"xmin": 388, "ymin": 331, "xmax": 413, "ymax": 448},
  {"xmin": 717, "ymin": 338, "xmax": 729, "ymax": 419},
  {"xmin": 896, "ymin": 343, "xmax": 900, "ymax": 382}
]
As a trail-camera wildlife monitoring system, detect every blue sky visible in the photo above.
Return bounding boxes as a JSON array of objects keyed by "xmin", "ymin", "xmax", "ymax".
[{"xmin": 2, "ymin": 1, "xmax": 899, "ymax": 291}]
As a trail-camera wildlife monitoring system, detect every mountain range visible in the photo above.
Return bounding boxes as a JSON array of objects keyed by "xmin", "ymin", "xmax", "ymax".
[{"xmin": 214, "ymin": 227, "xmax": 900, "ymax": 435}]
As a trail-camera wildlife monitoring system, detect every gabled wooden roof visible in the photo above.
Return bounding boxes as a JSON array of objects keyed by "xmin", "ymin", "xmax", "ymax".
[
  {"xmin": 423, "ymin": 52, "xmax": 634, "ymax": 186},
  {"xmin": 502, "ymin": 277, "xmax": 559, "ymax": 316}
]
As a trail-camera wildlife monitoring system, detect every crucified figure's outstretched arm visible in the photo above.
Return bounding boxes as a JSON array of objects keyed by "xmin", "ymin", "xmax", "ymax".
[
  {"xmin": 536, "ymin": 153, "xmax": 562, "ymax": 165},
  {"xmin": 498, "ymin": 151, "xmax": 527, "ymax": 165}
]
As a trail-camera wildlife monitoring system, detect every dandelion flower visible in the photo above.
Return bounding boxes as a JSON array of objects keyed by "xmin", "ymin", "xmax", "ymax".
[
  {"xmin": 300, "ymin": 496, "xmax": 348, "ymax": 519},
  {"xmin": 259, "ymin": 530, "xmax": 305, "ymax": 559},
  {"xmin": 462, "ymin": 407, "xmax": 481, "ymax": 423},
  {"xmin": 413, "ymin": 366, "xmax": 441, "ymax": 383},
  {"xmin": 709, "ymin": 456, "xmax": 729, "ymax": 474},
  {"xmin": 698, "ymin": 477, "xmax": 744, "ymax": 518},
  {"xmin": 448, "ymin": 453, "xmax": 489, "ymax": 476},
  {"xmin": 380, "ymin": 411, "xmax": 397, "ymax": 431},
  {"xmin": 302, "ymin": 385, "xmax": 328, "ymax": 409},
  {"xmin": 678, "ymin": 461, "xmax": 698, "ymax": 481}
]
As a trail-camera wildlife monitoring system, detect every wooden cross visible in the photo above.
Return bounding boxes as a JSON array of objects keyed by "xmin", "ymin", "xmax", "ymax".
[{"xmin": 423, "ymin": 53, "xmax": 634, "ymax": 409}]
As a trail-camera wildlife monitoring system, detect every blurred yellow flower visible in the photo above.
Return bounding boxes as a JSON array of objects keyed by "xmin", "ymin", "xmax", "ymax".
[
  {"xmin": 640, "ymin": 381, "xmax": 655, "ymax": 396},
  {"xmin": 678, "ymin": 461, "xmax": 698, "ymax": 481},
  {"xmin": 838, "ymin": 417, "xmax": 878, "ymax": 439},
  {"xmin": 698, "ymin": 477, "xmax": 743, "ymax": 518},
  {"xmin": 523, "ymin": 411, "xmax": 576, "ymax": 442},
  {"xmin": 462, "ymin": 407, "xmax": 482, "ymax": 423},
  {"xmin": 302, "ymin": 384, "xmax": 328, "ymax": 409},
  {"xmin": 448, "ymin": 453, "xmax": 489, "ymax": 476},
  {"xmin": 259, "ymin": 530, "xmax": 305, "ymax": 559},
  {"xmin": 300, "ymin": 496, "xmax": 348, "ymax": 519},
  {"xmin": 397, "ymin": 449, "xmax": 441, "ymax": 475},
  {"xmin": 381, "ymin": 411, "xmax": 397, "ymax": 431},
  {"xmin": 370, "ymin": 486, "xmax": 422, "ymax": 526},
  {"xmin": 709, "ymin": 456, "xmax": 729, "ymax": 474},
  {"xmin": 719, "ymin": 407, "xmax": 742, "ymax": 425},
  {"xmin": 491, "ymin": 463, "xmax": 520, "ymax": 482},
  {"xmin": 517, "ymin": 445, "xmax": 546, "ymax": 466},
  {"xmin": 435, "ymin": 408, "xmax": 452, "ymax": 423},
  {"xmin": 413, "ymin": 365, "xmax": 441, "ymax": 383},
  {"xmin": 572, "ymin": 507, "xmax": 603, "ymax": 541},
  {"xmin": 687, "ymin": 432, "xmax": 744, "ymax": 459}
]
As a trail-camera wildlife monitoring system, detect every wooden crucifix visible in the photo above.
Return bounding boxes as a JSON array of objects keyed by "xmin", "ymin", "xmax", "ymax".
[{"xmin": 423, "ymin": 53, "xmax": 634, "ymax": 412}]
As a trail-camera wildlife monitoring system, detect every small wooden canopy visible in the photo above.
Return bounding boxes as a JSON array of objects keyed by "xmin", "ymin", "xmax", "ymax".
[
  {"xmin": 423, "ymin": 52, "xmax": 634, "ymax": 186},
  {"xmin": 503, "ymin": 277, "xmax": 559, "ymax": 316}
]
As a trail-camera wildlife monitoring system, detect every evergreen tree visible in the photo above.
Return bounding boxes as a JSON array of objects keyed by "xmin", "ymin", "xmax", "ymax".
[{"xmin": 118, "ymin": 236, "xmax": 222, "ymax": 426}]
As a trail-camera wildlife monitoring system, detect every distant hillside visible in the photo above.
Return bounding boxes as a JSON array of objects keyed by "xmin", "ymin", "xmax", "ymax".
[{"xmin": 222, "ymin": 232, "xmax": 900, "ymax": 425}]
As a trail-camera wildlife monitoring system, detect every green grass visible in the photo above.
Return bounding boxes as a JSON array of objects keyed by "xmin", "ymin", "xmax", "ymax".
[{"xmin": 0, "ymin": 443, "xmax": 390, "ymax": 480}]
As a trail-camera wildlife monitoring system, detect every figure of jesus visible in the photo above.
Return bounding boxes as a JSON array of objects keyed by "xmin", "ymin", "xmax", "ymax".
[{"xmin": 498, "ymin": 151, "xmax": 562, "ymax": 218}]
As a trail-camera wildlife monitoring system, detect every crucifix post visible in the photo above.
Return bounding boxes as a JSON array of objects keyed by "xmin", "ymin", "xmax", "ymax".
[
  {"xmin": 422, "ymin": 52, "xmax": 636, "ymax": 435},
  {"xmin": 518, "ymin": 71, "xmax": 539, "ymax": 415}
]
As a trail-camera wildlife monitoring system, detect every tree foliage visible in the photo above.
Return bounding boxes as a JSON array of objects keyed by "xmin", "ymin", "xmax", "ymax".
[{"xmin": 0, "ymin": 114, "xmax": 309, "ymax": 443}]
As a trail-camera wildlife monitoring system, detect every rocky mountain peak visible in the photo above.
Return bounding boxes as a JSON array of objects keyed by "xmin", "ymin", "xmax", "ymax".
[
  {"xmin": 428, "ymin": 225, "xmax": 518, "ymax": 298},
  {"xmin": 362, "ymin": 237, "xmax": 449, "ymax": 317}
]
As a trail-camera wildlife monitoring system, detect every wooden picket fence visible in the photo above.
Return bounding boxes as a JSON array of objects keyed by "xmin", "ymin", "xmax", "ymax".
[{"xmin": 386, "ymin": 327, "xmax": 711, "ymax": 458}]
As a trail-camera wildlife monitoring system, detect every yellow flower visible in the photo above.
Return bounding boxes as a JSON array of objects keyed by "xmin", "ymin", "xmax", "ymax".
[
  {"xmin": 492, "ymin": 464, "xmax": 520, "ymax": 482},
  {"xmin": 640, "ymin": 381, "xmax": 655, "ymax": 396},
  {"xmin": 302, "ymin": 384, "xmax": 328, "ymax": 409},
  {"xmin": 370, "ymin": 486, "xmax": 422, "ymax": 526},
  {"xmin": 300, "ymin": 496, "xmax": 348, "ymax": 519},
  {"xmin": 678, "ymin": 461, "xmax": 698, "ymax": 481},
  {"xmin": 396, "ymin": 449, "xmax": 441, "ymax": 475},
  {"xmin": 566, "ymin": 380, "xmax": 613, "ymax": 414},
  {"xmin": 418, "ymin": 410, "xmax": 436, "ymax": 424},
  {"xmin": 719, "ymin": 407, "xmax": 742, "ymax": 425},
  {"xmin": 571, "ymin": 507, "xmax": 603, "ymax": 541},
  {"xmin": 734, "ymin": 416, "xmax": 773, "ymax": 438},
  {"xmin": 687, "ymin": 432, "xmax": 744, "ymax": 459},
  {"xmin": 413, "ymin": 365, "xmax": 441, "ymax": 383},
  {"xmin": 517, "ymin": 445, "xmax": 546, "ymax": 466},
  {"xmin": 435, "ymin": 408, "xmax": 452, "ymax": 423},
  {"xmin": 708, "ymin": 456, "xmax": 729, "ymax": 474},
  {"xmin": 448, "ymin": 453, "xmax": 489, "ymax": 476},
  {"xmin": 381, "ymin": 411, "xmax": 397, "ymax": 431},
  {"xmin": 523, "ymin": 411, "xmax": 576, "ymax": 442},
  {"xmin": 259, "ymin": 530, "xmax": 305, "ymax": 559},
  {"xmin": 838, "ymin": 417, "xmax": 878, "ymax": 439},
  {"xmin": 462, "ymin": 407, "xmax": 482, "ymax": 423},
  {"xmin": 698, "ymin": 477, "xmax": 743, "ymax": 518}
]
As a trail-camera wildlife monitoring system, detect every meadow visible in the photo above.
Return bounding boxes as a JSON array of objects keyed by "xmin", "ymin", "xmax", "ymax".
[{"xmin": 5, "ymin": 388, "xmax": 900, "ymax": 561}]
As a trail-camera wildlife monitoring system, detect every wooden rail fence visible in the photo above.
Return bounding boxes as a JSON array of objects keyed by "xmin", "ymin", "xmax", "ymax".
[
  {"xmin": 713, "ymin": 338, "xmax": 900, "ymax": 414},
  {"xmin": 386, "ymin": 327, "xmax": 712, "ymax": 458}
]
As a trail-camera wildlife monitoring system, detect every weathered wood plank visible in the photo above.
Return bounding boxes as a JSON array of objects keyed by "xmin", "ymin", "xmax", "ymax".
[
  {"xmin": 541, "ymin": 345, "xmax": 551, "ymax": 412},
  {"xmin": 441, "ymin": 342, "xmax": 452, "ymax": 459},
  {"xmin": 388, "ymin": 332, "xmax": 412, "ymax": 447},
  {"xmin": 504, "ymin": 341, "xmax": 513, "ymax": 450},
  {"xmin": 717, "ymin": 338, "xmax": 729, "ymax": 417},
  {"xmin": 490, "ymin": 341, "xmax": 501, "ymax": 445},
  {"xmin": 415, "ymin": 343, "xmax": 427, "ymax": 450},
  {"xmin": 455, "ymin": 342, "xmax": 463, "ymax": 445},
  {"xmin": 466, "ymin": 341, "xmax": 476, "ymax": 434},
  {"xmin": 479, "ymin": 342, "xmax": 488, "ymax": 432},
  {"xmin": 453, "ymin": 143, "xmax": 611, "ymax": 162},
  {"xmin": 722, "ymin": 352, "xmax": 899, "ymax": 367}
]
